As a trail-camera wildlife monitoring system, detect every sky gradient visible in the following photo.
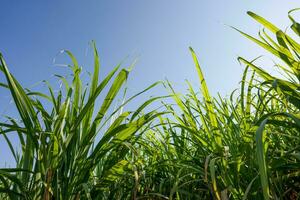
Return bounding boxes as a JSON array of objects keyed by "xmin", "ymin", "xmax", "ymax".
[{"xmin": 0, "ymin": 0, "xmax": 299, "ymax": 166}]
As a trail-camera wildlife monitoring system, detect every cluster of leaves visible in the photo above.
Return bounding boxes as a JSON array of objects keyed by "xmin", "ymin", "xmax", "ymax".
[
  {"xmin": 113, "ymin": 11, "xmax": 300, "ymax": 199},
  {"xmin": 1, "ymin": 10, "xmax": 300, "ymax": 200},
  {"xmin": 0, "ymin": 42, "xmax": 165, "ymax": 199}
]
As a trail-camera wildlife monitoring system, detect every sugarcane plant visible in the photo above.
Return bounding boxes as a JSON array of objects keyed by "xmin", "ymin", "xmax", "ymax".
[
  {"xmin": 125, "ymin": 10, "xmax": 300, "ymax": 200},
  {"xmin": 236, "ymin": 9, "xmax": 300, "ymax": 200},
  {"xmin": 0, "ymin": 42, "xmax": 164, "ymax": 199},
  {"xmin": 0, "ymin": 8, "xmax": 300, "ymax": 200}
]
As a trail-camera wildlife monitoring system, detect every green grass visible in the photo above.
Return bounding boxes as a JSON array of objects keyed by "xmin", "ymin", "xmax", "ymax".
[{"xmin": 1, "ymin": 10, "xmax": 300, "ymax": 200}]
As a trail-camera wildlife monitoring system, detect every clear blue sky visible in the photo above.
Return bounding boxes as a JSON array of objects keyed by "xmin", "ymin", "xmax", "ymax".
[{"xmin": 0, "ymin": 1, "xmax": 299, "ymax": 166}]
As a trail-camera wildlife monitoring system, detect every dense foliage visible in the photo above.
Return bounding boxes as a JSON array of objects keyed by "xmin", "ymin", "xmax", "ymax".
[{"xmin": 0, "ymin": 10, "xmax": 300, "ymax": 200}]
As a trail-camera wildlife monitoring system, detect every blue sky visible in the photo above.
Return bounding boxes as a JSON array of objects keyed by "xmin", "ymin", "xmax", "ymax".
[{"xmin": 0, "ymin": 0, "xmax": 299, "ymax": 165}]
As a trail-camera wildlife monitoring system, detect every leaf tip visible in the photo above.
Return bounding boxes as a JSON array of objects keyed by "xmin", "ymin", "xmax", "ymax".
[
  {"xmin": 189, "ymin": 46, "xmax": 195, "ymax": 53},
  {"xmin": 247, "ymin": 11, "xmax": 255, "ymax": 16}
]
